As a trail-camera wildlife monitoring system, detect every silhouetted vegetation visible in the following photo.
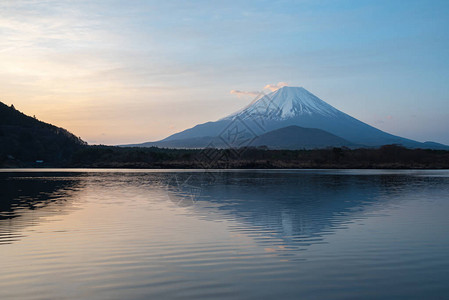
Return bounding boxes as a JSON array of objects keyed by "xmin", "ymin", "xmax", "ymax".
[
  {"xmin": 63, "ymin": 144, "xmax": 449, "ymax": 169},
  {"xmin": 1, "ymin": 101, "xmax": 448, "ymax": 169},
  {"xmin": 0, "ymin": 102, "xmax": 86, "ymax": 166}
]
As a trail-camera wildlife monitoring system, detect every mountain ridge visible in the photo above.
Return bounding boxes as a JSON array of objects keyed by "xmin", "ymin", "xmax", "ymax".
[{"xmin": 251, "ymin": 125, "xmax": 358, "ymax": 149}]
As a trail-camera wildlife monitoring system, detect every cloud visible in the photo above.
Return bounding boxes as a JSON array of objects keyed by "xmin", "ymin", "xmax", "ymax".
[
  {"xmin": 230, "ymin": 89, "xmax": 260, "ymax": 97},
  {"xmin": 263, "ymin": 82, "xmax": 288, "ymax": 92},
  {"xmin": 230, "ymin": 81, "xmax": 289, "ymax": 98}
]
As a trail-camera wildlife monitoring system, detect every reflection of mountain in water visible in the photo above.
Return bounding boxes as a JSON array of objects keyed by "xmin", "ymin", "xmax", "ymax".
[
  {"xmin": 0, "ymin": 173, "xmax": 83, "ymax": 244},
  {"xmin": 167, "ymin": 171, "xmax": 438, "ymax": 253}
]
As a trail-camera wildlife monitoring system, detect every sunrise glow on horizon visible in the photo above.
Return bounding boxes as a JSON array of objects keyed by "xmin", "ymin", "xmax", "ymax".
[{"xmin": 1, "ymin": 1, "xmax": 448, "ymax": 145}]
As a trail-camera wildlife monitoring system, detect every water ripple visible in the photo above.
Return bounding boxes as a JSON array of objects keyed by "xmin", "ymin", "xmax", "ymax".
[{"xmin": 0, "ymin": 170, "xmax": 449, "ymax": 299}]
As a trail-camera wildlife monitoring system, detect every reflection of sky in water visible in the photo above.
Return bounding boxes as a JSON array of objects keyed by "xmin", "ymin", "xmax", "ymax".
[
  {"xmin": 1, "ymin": 170, "xmax": 449, "ymax": 300},
  {"xmin": 168, "ymin": 171, "xmax": 449, "ymax": 255}
]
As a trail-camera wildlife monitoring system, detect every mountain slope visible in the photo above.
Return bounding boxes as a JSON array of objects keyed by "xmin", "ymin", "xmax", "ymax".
[
  {"xmin": 0, "ymin": 102, "xmax": 86, "ymax": 164},
  {"xmin": 125, "ymin": 125, "xmax": 357, "ymax": 149},
  {"xmin": 251, "ymin": 125, "xmax": 356, "ymax": 149},
  {"xmin": 128, "ymin": 136, "xmax": 217, "ymax": 148}
]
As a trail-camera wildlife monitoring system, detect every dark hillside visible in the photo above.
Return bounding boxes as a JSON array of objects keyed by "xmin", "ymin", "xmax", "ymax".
[{"xmin": 0, "ymin": 102, "xmax": 86, "ymax": 165}]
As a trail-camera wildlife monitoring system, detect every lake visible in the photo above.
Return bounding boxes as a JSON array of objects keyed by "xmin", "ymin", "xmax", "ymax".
[{"xmin": 1, "ymin": 169, "xmax": 449, "ymax": 299}]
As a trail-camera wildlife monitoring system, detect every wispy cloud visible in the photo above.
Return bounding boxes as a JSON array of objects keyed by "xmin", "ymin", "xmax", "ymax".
[
  {"xmin": 230, "ymin": 89, "xmax": 260, "ymax": 97},
  {"xmin": 263, "ymin": 82, "xmax": 288, "ymax": 92},
  {"xmin": 230, "ymin": 82, "xmax": 289, "ymax": 98}
]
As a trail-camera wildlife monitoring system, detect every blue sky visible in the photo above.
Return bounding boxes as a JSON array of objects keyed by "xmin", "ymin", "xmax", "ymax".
[{"xmin": 1, "ymin": 0, "xmax": 448, "ymax": 144}]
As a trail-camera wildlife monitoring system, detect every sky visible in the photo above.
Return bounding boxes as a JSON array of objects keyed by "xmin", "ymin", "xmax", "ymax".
[{"xmin": 1, "ymin": 0, "xmax": 448, "ymax": 145}]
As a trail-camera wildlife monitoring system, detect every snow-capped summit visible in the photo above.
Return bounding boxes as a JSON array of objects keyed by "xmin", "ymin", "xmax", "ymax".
[{"xmin": 224, "ymin": 86, "xmax": 341, "ymax": 121}]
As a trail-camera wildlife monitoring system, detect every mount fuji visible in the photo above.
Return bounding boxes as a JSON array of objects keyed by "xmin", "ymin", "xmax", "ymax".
[{"xmin": 128, "ymin": 86, "xmax": 447, "ymax": 149}]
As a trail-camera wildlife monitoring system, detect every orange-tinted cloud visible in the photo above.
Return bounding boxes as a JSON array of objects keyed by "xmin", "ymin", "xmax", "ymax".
[{"xmin": 263, "ymin": 82, "xmax": 288, "ymax": 92}]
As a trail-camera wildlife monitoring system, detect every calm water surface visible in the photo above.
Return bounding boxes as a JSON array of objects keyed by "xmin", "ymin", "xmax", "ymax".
[{"xmin": 1, "ymin": 169, "xmax": 449, "ymax": 299}]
